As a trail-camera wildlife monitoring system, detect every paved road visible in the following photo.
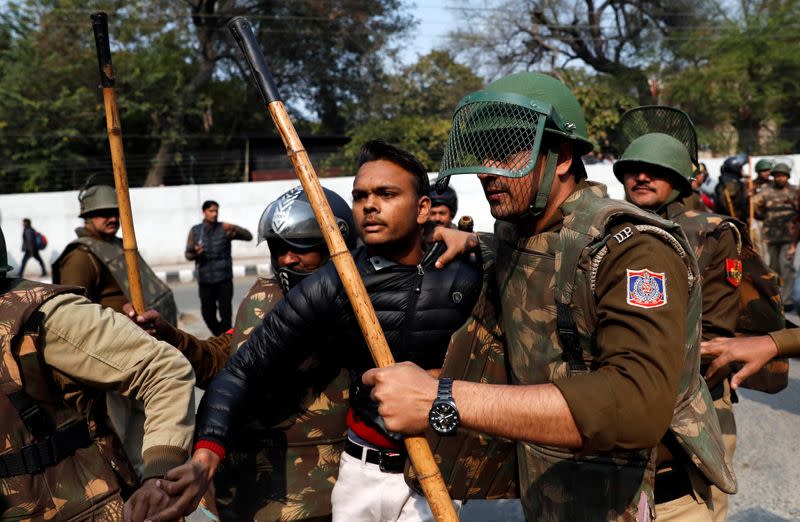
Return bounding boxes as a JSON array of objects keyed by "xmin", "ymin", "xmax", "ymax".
[{"xmin": 173, "ymin": 278, "xmax": 800, "ymax": 521}]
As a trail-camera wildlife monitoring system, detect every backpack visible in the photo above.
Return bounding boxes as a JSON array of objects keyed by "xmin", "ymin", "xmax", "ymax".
[{"xmin": 35, "ymin": 231, "xmax": 47, "ymax": 250}]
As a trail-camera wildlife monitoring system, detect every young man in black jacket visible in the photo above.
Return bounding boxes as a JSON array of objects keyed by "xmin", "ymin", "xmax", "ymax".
[{"xmin": 150, "ymin": 140, "xmax": 482, "ymax": 522}]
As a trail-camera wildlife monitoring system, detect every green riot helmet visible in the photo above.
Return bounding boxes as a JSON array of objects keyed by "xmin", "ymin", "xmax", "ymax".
[
  {"xmin": 614, "ymin": 133, "xmax": 694, "ymax": 199},
  {"xmin": 78, "ymin": 184, "xmax": 119, "ymax": 218},
  {"xmin": 772, "ymin": 162, "xmax": 791, "ymax": 177},
  {"xmin": 755, "ymin": 159, "xmax": 774, "ymax": 173},
  {"xmin": 438, "ymin": 72, "xmax": 594, "ymax": 218},
  {"xmin": 0, "ymin": 226, "xmax": 13, "ymax": 277}
]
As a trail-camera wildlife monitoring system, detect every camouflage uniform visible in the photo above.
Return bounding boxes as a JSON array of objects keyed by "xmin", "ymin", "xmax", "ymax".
[
  {"xmin": 752, "ymin": 183, "xmax": 799, "ymax": 305},
  {"xmin": 664, "ymin": 199, "xmax": 742, "ymax": 521},
  {"xmin": 213, "ymin": 276, "xmax": 349, "ymax": 522},
  {"xmin": 0, "ymin": 279, "xmax": 194, "ymax": 520}
]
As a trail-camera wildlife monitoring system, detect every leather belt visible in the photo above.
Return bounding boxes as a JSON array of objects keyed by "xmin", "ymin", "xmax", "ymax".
[
  {"xmin": 344, "ymin": 439, "xmax": 406, "ymax": 473},
  {"xmin": 654, "ymin": 466, "xmax": 693, "ymax": 504}
]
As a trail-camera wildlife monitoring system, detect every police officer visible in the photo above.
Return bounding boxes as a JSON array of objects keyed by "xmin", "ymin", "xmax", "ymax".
[
  {"xmin": 752, "ymin": 162, "xmax": 799, "ymax": 310},
  {"xmin": 52, "ymin": 182, "xmax": 179, "ymax": 475},
  {"xmin": 360, "ymin": 72, "xmax": 735, "ymax": 521},
  {"xmin": 428, "ymin": 187, "xmax": 458, "ymax": 228},
  {"xmin": 714, "ymin": 155, "xmax": 749, "ymax": 220},
  {"xmin": 127, "ymin": 187, "xmax": 356, "ymax": 521},
  {"xmin": 0, "ymin": 224, "xmax": 195, "ymax": 521},
  {"xmin": 616, "ymin": 131, "xmax": 742, "ymax": 520},
  {"xmin": 753, "ymin": 158, "xmax": 774, "ymax": 194}
]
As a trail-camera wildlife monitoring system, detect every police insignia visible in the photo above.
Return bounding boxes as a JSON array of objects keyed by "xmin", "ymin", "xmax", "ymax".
[
  {"xmin": 627, "ymin": 269, "xmax": 667, "ymax": 308},
  {"xmin": 725, "ymin": 258, "xmax": 742, "ymax": 287}
]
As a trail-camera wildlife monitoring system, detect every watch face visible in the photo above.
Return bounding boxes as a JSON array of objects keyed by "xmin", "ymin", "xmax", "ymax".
[{"xmin": 429, "ymin": 401, "xmax": 460, "ymax": 434}]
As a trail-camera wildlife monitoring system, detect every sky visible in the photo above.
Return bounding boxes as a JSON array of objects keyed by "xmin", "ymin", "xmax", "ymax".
[{"xmin": 399, "ymin": 2, "xmax": 459, "ymax": 66}]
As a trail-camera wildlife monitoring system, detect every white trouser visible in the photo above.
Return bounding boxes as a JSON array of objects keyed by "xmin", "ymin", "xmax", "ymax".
[{"xmin": 331, "ymin": 448, "xmax": 461, "ymax": 522}]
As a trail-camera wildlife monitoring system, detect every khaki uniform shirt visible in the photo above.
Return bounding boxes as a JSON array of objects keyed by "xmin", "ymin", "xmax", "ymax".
[
  {"xmin": 531, "ymin": 190, "xmax": 688, "ymax": 452},
  {"xmin": 57, "ymin": 246, "xmax": 127, "ymax": 313},
  {"xmin": 38, "ymin": 293, "xmax": 196, "ymax": 478},
  {"xmin": 664, "ymin": 201, "xmax": 741, "ymax": 342},
  {"xmin": 769, "ymin": 328, "xmax": 800, "ymax": 357}
]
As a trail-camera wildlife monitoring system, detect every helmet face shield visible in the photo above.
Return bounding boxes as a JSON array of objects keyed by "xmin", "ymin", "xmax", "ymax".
[{"xmin": 440, "ymin": 91, "xmax": 553, "ymax": 181}]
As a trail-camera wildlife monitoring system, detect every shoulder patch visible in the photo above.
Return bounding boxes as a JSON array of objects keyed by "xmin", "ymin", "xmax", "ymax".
[
  {"xmin": 613, "ymin": 226, "xmax": 634, "ymax": 244},
  {"xmin": 626, "ymin": 269, "xmax": 667, "ymax": 308},
  {"xmin": 725, "ymin": 258, "xmax": 742, "ymax": 287}
]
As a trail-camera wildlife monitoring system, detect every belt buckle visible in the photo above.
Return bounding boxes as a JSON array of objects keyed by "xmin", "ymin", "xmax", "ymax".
[{"xmin": 378, "ymin": 449, "xmax": 403, "ymax": 473}]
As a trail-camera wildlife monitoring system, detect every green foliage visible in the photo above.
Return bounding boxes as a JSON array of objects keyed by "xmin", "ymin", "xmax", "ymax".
[
  {"xmin": 558, "ymin": 69, "xmax": 638, "ymax": 152},
  {"xmin": 660, "ymin": 1, "xmax": 800, "ymax": 154},
  {"xmin": 0, "ymin": 0, "xmax": 413, "ymax": 192},
  {"xmin": 335, "ymin": 50, "xmax": 484, "ymax": 171}
]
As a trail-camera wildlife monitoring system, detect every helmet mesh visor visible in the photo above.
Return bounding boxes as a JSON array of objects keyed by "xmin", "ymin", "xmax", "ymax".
[
  {"xmin": 617, "ymin": 107, "xmax": 698, "ymax": 165},
  {"xmin": 440, "ymin": 100, "xmax": 546, "ymax": 179}
]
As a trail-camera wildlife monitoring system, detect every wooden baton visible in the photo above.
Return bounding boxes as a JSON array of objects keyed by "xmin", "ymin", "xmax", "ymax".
[
  {"xmin": 91, "ymin": 12, "xmax": 146, "ymax": 314},
  {"xmin": 228, "ymin": 16, "xmax": 459, "ymax": 522}
]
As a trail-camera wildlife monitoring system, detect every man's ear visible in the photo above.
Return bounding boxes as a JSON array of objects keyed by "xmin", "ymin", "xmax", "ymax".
[
  {"xmin": 417, "ymin": 195, "xmax": 432, "ymax": 225},
  {"xmin": 555, "ymin": 142, "xmax": 573, "ymax": 177}
]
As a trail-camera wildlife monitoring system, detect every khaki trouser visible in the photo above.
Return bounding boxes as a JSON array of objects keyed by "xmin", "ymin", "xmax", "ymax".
[
  {"xmin": 657, "ymin": 380, "xmax": 736, "ymax": 522},
  {"xmin": 656, "ymin": 492, "xmax": 714, "ymax": 522},
  {"xmin": 767, "ymin": 242, "xmax": 795, "ymax": 306},
  {"xmin": 710, "ymin": 379, "xmax": 737, "ymax": 522}
]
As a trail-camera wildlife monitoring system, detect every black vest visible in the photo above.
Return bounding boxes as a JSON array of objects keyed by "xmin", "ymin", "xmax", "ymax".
[{"xmin": 191, "ymin": 222, "xmax": 232, "ymax": 284}]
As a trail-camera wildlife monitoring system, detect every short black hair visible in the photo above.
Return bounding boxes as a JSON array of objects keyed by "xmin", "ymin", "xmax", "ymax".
[
  {"xmin": 202, "ymin": 200, "xmax": 219, "ymax": 211},
  {"xmin": 23, "ymin": 218, "xmax": 31, "ymax": 225},
  {"xmin": 356, "ymin": 140, "xmax": 430, "ymax": 197}
]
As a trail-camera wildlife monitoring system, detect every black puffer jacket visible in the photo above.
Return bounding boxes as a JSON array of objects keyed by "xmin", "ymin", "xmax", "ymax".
[{"xmin": 196, "ymin": 243, "xmax": 481, "ymax": 448}]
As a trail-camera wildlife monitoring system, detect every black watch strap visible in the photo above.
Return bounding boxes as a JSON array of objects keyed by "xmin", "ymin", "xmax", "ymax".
[{"xmin": 437, "ymin": 378, "xmax": 454, "ymax": 401}]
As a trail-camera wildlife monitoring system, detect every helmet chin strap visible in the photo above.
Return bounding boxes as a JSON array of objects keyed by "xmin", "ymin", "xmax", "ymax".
[
  {"xmin": 655, "ymin": 188, "xmax": 682, "ymax": 215},
  {"xmin": 526, "ymin": 141, "xmax": 561, "ymax": 219}
]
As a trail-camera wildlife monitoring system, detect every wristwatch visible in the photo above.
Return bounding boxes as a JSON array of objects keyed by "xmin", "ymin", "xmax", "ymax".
[{"xmin": 428, "ymin": 378, "xmax": 460, "ymax": 436}]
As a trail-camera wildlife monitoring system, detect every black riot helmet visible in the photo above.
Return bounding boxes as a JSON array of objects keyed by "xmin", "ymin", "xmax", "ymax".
[
  {"xmin": 258, "ymin": 186, "xmax": 355, "ymax": 293},
  {"xmin": 429, "ymin": 186, "xmax": 458, "ymax": 217},
  {"xmin": 721, "ymin": 154, "xmax": 748, "ymax": 177}
]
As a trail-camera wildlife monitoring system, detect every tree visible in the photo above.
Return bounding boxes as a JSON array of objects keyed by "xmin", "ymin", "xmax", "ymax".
[
  {"xmin": 0, "ymin": 0, "xmax": 414, "ymax": 191},
  {"xmin": 557, "ymin": 69, "xmax": 637, "ymax": 152},
  {"xmin": 449, "ymin": 0, "xmax": 708, "ymax": 103},
  {"xmin": 335, "ymin": 50, "xmax": 484, "ymax": 170},
  {"xmin": 666, "ymin": 0, "xmax": 800, "ymax": 154}
]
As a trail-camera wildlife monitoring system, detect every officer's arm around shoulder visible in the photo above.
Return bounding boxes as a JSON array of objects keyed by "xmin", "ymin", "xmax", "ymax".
[
  {"xmin": 38, "ymin": 293, "xmax": 196, "ymax": 479},
  {"xmin": 553, "ymin": 224, "xmax": 688, "ymax": 453}
]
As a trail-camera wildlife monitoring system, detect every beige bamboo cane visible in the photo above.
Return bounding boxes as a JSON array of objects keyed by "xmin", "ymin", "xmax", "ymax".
[{"xmin": 92, "ymin": 13, "xmax": 146, "ymax": 314}]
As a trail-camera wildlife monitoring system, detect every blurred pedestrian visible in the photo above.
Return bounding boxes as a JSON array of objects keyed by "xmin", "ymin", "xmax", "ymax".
[
  {"xmin": 185, "ymin": 200, "xmax": 252, "ymax": 335},
  {"xmin": 18, "ymin": 218, "xmax": 47, "ymax": 276}
]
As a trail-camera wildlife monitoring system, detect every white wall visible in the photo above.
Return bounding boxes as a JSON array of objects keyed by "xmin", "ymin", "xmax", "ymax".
[{"xmin": 2, "ymin": 155, "xmax": 799, "ymax": 272}]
